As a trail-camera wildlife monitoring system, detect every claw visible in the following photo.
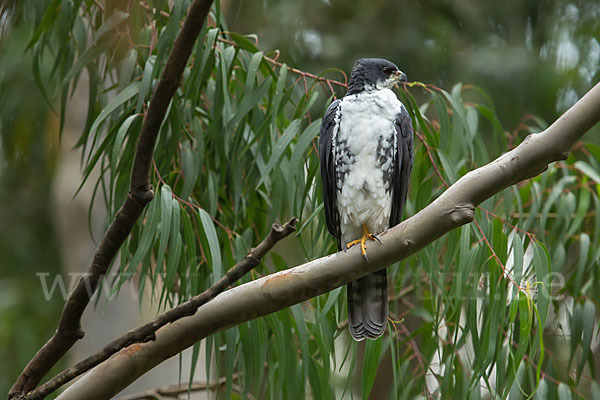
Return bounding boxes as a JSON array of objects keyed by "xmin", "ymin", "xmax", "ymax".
[
  {"xmin": 360, "ymin": 237, "xmax": 368, "ymax": 262},
  {"xmin": 345, "ymin": 224, "xmax": 379, "ymax": 262}
]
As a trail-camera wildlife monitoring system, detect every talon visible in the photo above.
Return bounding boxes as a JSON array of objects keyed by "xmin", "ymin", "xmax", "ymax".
[
  {"xmin": 345, "ymin": 224, "xmax": 378, "ymax": 262},
  {"xmin": 346, "ymin": 238, "xmax": 361, "ymax": 249},
  {"xmin": 360, "ymin": 237, "xmax": 367, "ymax": 261}
]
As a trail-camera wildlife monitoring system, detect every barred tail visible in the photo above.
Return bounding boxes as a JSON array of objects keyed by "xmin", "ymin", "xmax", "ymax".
[{"xmin": 347, "ymin": 269, "xmax": 388, "ymax": 340}]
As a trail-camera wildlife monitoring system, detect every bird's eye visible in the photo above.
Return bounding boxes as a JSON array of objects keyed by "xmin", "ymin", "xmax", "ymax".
[{"xmin": 382, "ymin": 67, "xmax": 394, "ymax": 75}]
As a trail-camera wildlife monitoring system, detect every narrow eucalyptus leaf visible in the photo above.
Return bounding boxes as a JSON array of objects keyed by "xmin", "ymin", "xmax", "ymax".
[{"xmin": 198, "ymin": 208, "xmax": 222, "ymax": 283}]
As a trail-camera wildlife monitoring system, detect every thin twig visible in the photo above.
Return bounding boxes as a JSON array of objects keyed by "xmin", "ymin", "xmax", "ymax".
[
  {"xmin": 9, "ymin": 0, "xmax": 215, "ymax": 398},
  {"xmin": 398, "ymin": 323, "xmax": 426, "ymax": 380},
  {"xmin": 22, "ymin": 218, "xmax": 297, "ymax": 400},
  {"xmin": 116, "ymin": 375, "xmax": 237, "ymax": 400}
]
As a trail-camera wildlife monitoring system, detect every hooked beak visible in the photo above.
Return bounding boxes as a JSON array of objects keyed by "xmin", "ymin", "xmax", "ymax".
[{"xmin": 393, "ymin": 70, "xmax": 407, "ymax": 82}]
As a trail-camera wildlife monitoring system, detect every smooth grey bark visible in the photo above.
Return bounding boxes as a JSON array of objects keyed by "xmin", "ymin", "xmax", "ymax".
[{"xmin": 57, "ymin": 81, "xmax": 600, "ymax": 400}]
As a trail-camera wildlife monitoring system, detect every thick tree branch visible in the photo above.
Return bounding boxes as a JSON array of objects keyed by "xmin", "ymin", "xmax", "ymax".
[
  {"xmin": 21, "ymin": 218, "xmax": 296, "ymax": 400},
  {"xmin": 9, "ymin": 0, "xmax": 215, "ymax": 398},
  {"xmin": 56, "ymin": 81, "xmax": 600, "ymax": 400}
]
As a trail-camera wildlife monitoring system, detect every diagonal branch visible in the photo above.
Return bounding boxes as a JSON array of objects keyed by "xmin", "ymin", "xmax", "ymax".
[
  {"xmin": 9, "ymin": 0, "xmax": 215, "ymax": 398},
  {"xmin": 56, "ymin": 81, "xmax": 600, "ymax": 400},
  {"xmin": 115, "ymin": 377, "xmax": 240, "ymax": 400},
  {"xmin": 20, "ymin": 218, "xmax": 296, "ymax": 400}
]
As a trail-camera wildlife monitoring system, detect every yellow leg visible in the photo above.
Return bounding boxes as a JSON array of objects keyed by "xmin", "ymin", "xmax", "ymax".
[{"xmin": 345, "ymin": 224, "xmax": 381, "ymax": 262}]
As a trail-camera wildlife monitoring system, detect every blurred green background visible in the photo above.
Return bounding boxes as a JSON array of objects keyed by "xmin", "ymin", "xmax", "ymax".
[
  {"xmin": 224, "ymin": 0, "xmax": 599, "ymax": 127},
  {"xmin": 1, "ymin": 0, "xmax": 598, "ymax": 395}
]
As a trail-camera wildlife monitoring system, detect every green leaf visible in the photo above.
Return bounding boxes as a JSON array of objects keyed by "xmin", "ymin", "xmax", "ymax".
[
  {"xmin": 32, "ymin": 46, "xmax": 57, "ymax": 114},
  {"xmin": 192, "ymin": 27, "xmax": 219, "ymax": 91},
  {"xmin": 293, "ymin": 90, "xmax": 319, "ymax": 120},
  {"xmin": 592, "ymin": 381, "xmax": 600, "ymax": 400},
  {"xmin": 514, "ymin": 291, "xmax": 532, "ymax": 369},
  {"xmin": 567, "ymin": 182, "xmax": 591, "ymax": 236},
  {"xmin": 224, "ymin": 328, "xmax": 237, "ymax": 399},
  {"xmin": 61, "ymin": 36, "xmax": 117, "ymax": 88},
  {"xmin": 437, "ymin": 149, "xmax": 458, "ymax": 184},
  {"xmin": 94, "ymin": 11, "xmax": 129, "ymax": 42},
  {"xmin": 362, "ymin": 336, "xmax": 383, "ymax": 400},
  {"xmin": 27, "ymin": 0, "xmax": 62, "ymax": 49},
  {"xmin": 296, "ymin": 203, "xmax": 324, "ymax": 236},
  {"xmin": 508, "ymin": 361, "xmax": 526, "ymax": 399},
  {"xmin": 207, "ymin": 171, "xmax": 218, "ymax": 217},
  {"xmin": 290, "ymin": 119, "xmax": 321, "ymax": 177},
  {"xmin": 180, "ymin": 141, "xmax": 199, "ymax": 199},
  {"xmin": 271, "ymin": 64, "xmax": 288, "ymax": 122},
  {"xmin": 573, "ymin": 233, "xmax": 590, "ymax": 295},
  {"xmin": 155, "ymin": 0, "xmax": 184, "ymax": 69},
  {"xmin": 188, "ymin": 342, "xmax": 201, "ymax": 390},
  {"xmin": 117, "ymin": 191, "xmax": 161, "ymax": 292},
  {"xmin": 61, "ymin": 11, "xmax": 129, "ymax": 87},
  {"xmin": 539, "ymin": 176, "xmax": 576, "ymax": 230},
  {"xmin": 229, "ymin": 32, "xmax": 260, "ymax": 53},
  {"xmin": 290, "ymin": 304, "xmax": 310, "ymax": 387},
  {"xmin": 153, "ymin": 185, "xmax": 174, "ymax": 293},
  {"xmin": 432, "ymin": 92, "xmax": 450, "ymax": 149},
  {"xmin": 160, "ymin": 199, "xmax": 182, "ymax": 307},
  {"xmin": 579, "ymin": 300, "xmax": 596, "ymax": 378},
  {"xmin": 110, "ymin": 114, "xmax": 139, "ymax": 181},
  {"xmin": 534, "ymin": 379, "xmax": 548, "ymax": 400},
  {"xmin": 118, "ymin": 48, "xmax": 138, "ymax": 93},
  {"xmin": 317, "ymin": 287, "xmax": 342, "ymax": 323},
  {"xmin": 259, "ymin": 119, "xmax": 302, "ymax": 188},
  {"xmin": 441, "ymin": 88, "xmax": 469, "ymax": 137},
  {"xmin": 511, "ymin": 231, "xmax": 524, "ymax": 288},
  {"xmin": 244, "ymin": 51, "xmax": 264, "ymax": 94},
  {"xmin": 533, "ymin": 242, "xmax": 551, "ymax": 327},
  {"xmin": 181, "ymin": 209, "xmax": 198, "ymax": 273},
  {"xmin": 89, "ymin": 81, "xmax": 140, "ymax": 139},
  {"xmin": 557, "ymin": 383, "xmax": 573, "ymax": 400},
  {"xmin": 574, "ymin": 160, "xmax": 600, "ymax": 184},
  {"xmin": 568, "ymin": 303, "xmax": 583, "ymax": 369},
  {"xmin": 136, "ymin": 56, "xmax": 156, "ymax": 114},
  {"xmin": 226, "ymin": 76, "xmax": 272, "ymax": 129},
  {"xmin": 198, "ymin": 208, "xmax": 222, "ymax": 283},
  {"xmin": 76, "ymin": 113, "xmax": 132, "ymax": 197},
  {"xmin": 509, "ymin": 298, "xmax": 519, "ymax": 323},
  {"xmin": 451, "ymin": 224, "xmax": 472, "ymax": 310}
]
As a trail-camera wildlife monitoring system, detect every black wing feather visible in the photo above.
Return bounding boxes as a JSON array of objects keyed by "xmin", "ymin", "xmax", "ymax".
[
  {"xmin": 319, "ymin": 99, "xmax": 342, "ymax": 248},
  {"xmin": 389, "ymin": 104, "xmax": 414, "ymax": 227}
]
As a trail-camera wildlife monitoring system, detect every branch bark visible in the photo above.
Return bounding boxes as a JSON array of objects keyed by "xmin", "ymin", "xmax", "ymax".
[
  {"xmin": 9, "ymin": 0, "xmax": 214, "ymax": 398},
  {"xmin": 57, "ymin": 82, "xmax": 600, "ymax": 400},
  {"xmin": 22, "ymin": 218, "xmax": 296, "ymax": 400}
]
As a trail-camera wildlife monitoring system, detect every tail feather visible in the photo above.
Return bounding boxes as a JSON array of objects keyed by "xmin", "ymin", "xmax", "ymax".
[{"xmin": 347, "ymin": 269, "xmax": 388, "ymax": 340}]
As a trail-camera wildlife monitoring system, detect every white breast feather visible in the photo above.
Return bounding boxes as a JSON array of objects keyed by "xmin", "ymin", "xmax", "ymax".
[{"xmin": 334, "ymin": 89, "xmax": 402, "ymax": 243}]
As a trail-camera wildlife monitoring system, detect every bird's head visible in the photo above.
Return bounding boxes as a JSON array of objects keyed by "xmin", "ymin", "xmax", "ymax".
[{"xmin": 347, "ymin": 58, "xmax": 407, "ymax": 95}]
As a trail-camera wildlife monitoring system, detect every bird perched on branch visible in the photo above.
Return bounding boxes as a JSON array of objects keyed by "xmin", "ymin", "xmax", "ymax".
[{"xmin": 319, "ymin": 58, "xmax": 414, "ymax": 340}]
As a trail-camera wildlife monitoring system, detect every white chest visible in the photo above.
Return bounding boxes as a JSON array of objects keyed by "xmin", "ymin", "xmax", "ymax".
[
  {"xmin": 338, "ymin": 89, "xmax": 399, "ymax": 156},
  {"xmin": 333, "ymin": 89, "xmax": 401, "ymax": 233}
]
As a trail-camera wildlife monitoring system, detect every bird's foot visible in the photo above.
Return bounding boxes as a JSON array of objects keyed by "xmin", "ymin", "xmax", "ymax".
[{"xmin": 345, "ymin": 225, "xmax": 381, "ymax": 262}]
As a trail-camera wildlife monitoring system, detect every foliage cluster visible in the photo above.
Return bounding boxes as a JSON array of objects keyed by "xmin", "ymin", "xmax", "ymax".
[{"xmin": 4, "ymin": 0, "xmax": 600, "ymax": 398}]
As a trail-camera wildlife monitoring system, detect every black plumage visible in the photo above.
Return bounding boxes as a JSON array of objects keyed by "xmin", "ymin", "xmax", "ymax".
[{"xmin": 319, "ymin": 58, "xmax": 414, "ymax": 340}]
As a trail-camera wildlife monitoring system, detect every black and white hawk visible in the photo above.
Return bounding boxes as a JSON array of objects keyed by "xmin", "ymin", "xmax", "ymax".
[{"xmin": 319, "ymin": 58, "xmax": 414, "ymax": 340}]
